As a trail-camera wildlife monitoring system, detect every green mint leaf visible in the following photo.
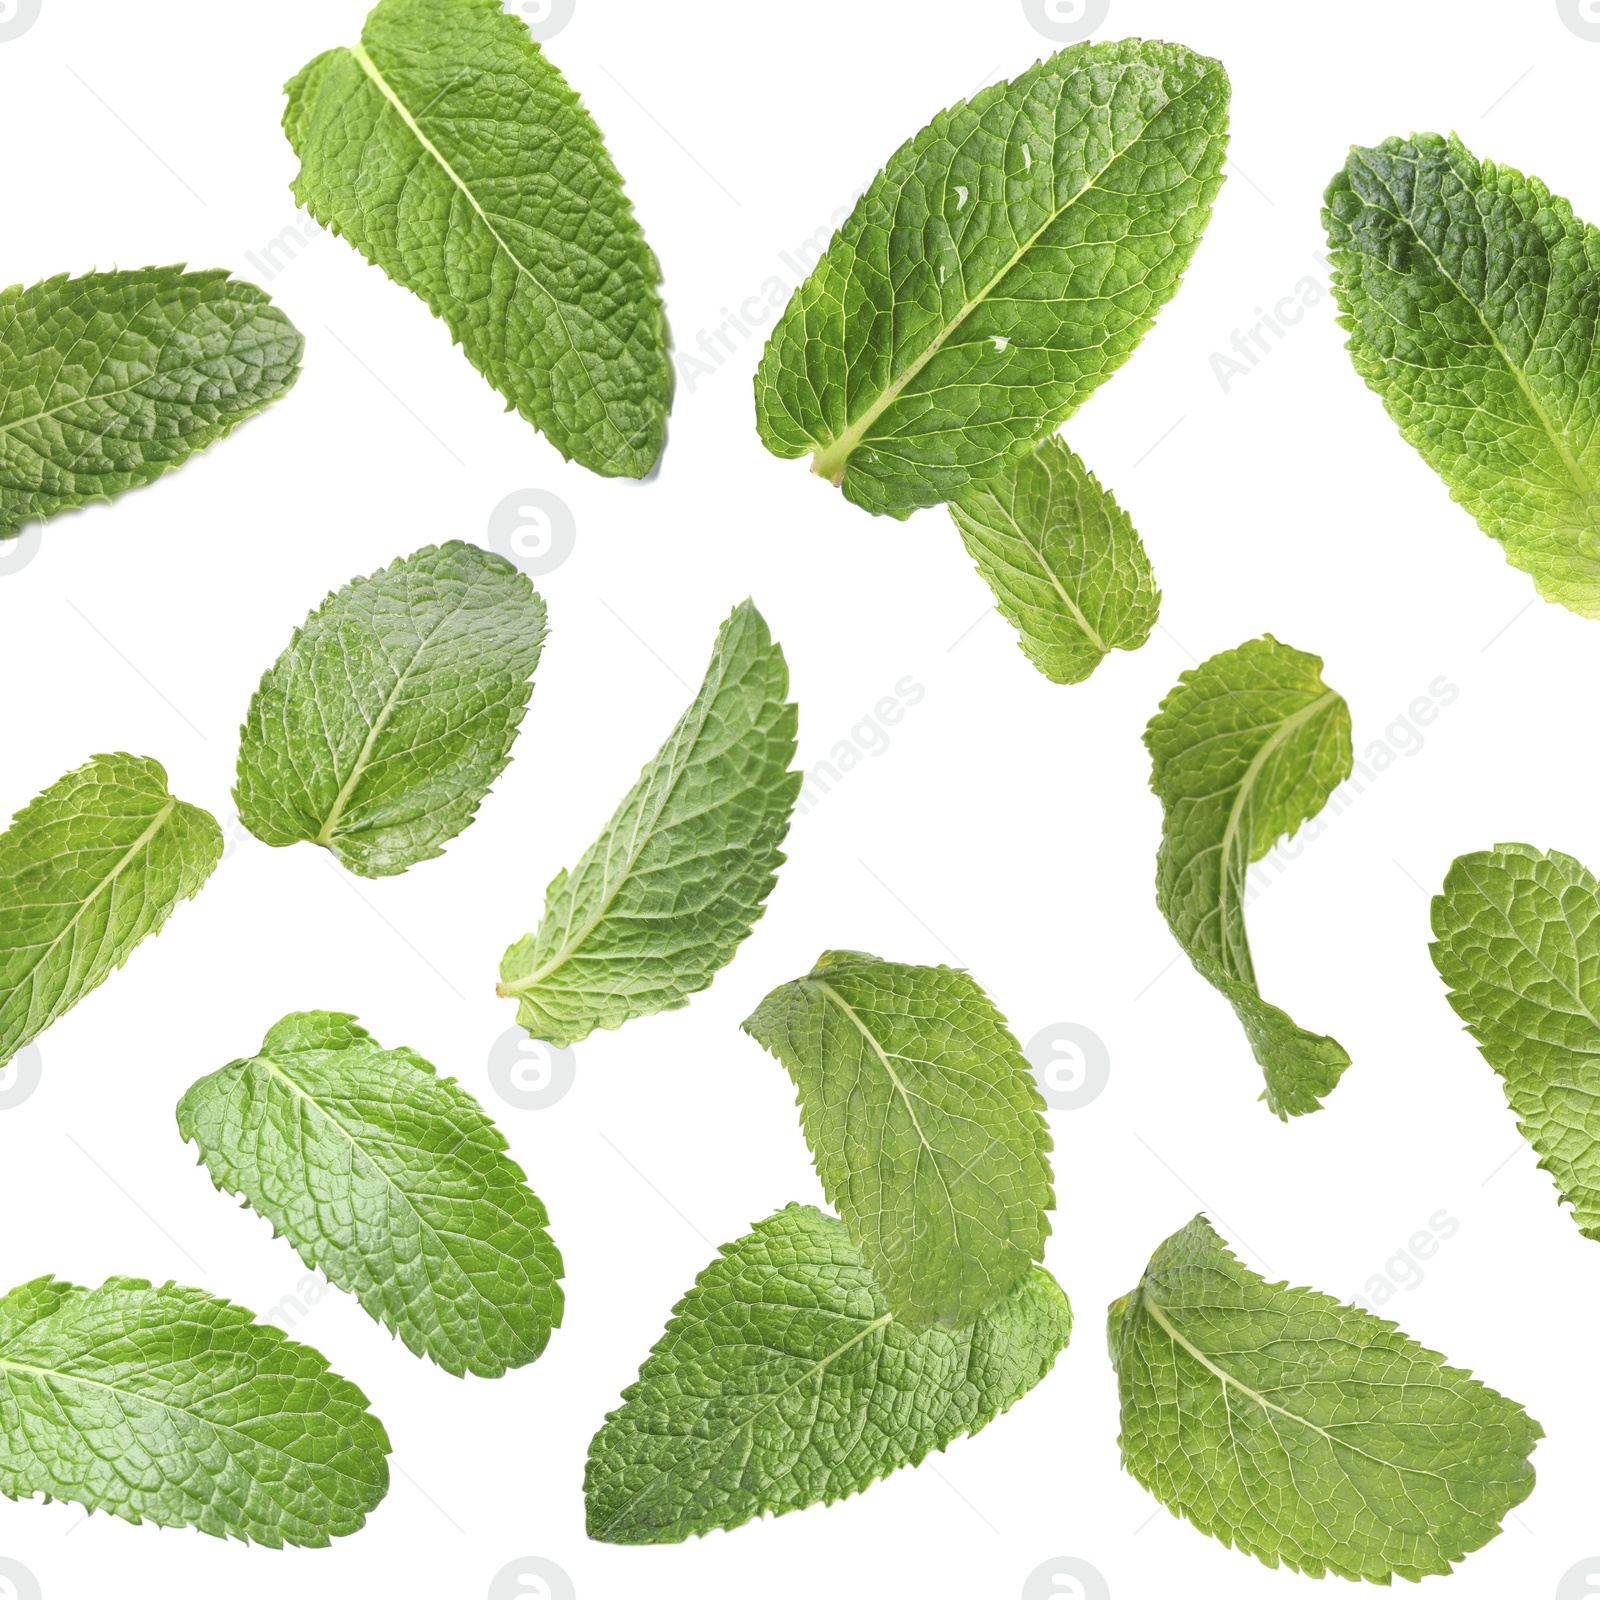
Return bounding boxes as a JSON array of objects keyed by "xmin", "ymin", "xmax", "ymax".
[
  {"xmin": 753, "ymin": 39, "xmax": 1229, "ymax": 519},
  {"xmin": 584, "ymin": 1203, "xmax": 1071, "ymax": 1544},
  {"xmin": 742, "ymin": 950, "xmax": 1052, "ymax": 1329},
  {"xmin": 1144, "ymin": 636, "xmax": 1352, "ymax": 1117},
  {"xmin": 284, "ymin": 0, "xmax": 672, "ymax": 478},
  {"xmin": 0, "ymin": 754, "xmax": 220, "ymax": 1070},
  {"xmin": 0, "ymin": 1273, "xmax": 390, "ymax": 1546},
  {"xmin": 1325, "ymin": 133, "xmax": 1600, "ymax": 617},
  {"xmin": 1109, "ymin": 1215, "xmax": 1541, "ymax": 1582},
  {"xmin": 948, "ymin": 433, "xmax": 1158, "ymax": 683},
  {"xmin": 1431, "ymin": 842, "xmax": 1600, "ymax": 1239},
  {"xmin": 498, "ymin": 599, "xmax": 799, "ymax": 1045},
  {"xmin": 235, "ymin": 541, "xmax": 547, "ymax": 878},
  {"xmin": 177, "ymin": 1012, "xmax": 563, "ymax": 1378},
  {"xmin": 0, "ymin": 267, "xmax": 302, "ymax": 538}
]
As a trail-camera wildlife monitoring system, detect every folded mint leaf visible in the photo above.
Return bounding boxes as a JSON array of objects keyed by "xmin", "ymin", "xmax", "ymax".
[
  {"xmin": 1325, "ymin": 133, "xmax": 1600, "ymax": 617},
  {"xmin": 754, "ymin": 38, "xmax": 1229, "ymax": 518},
  {"xmin": 1145, "ymin": 636, "xmax": 1352, "ymax": 1117},
  {"xmin": 1109, "ymin": 1215, "xmax": 1540, "ymax": 1582},
  {"xmin": 235, "ymin": 541, "xmax": 546, "ymax": 878},
  {"xmin": 498, "ymin": 599, "xmax": 798, "ymax": 1045},
  {"xmin": 0, "ymin": 1273, "xmax": 390, "ymax": 1546},
  {"xmin": 743, "ymin": 950, "xmax": 1052, "ymax": 1329},
  {"xmin": 285, "ymin": 0, "xmax": 672, "ymax": 478},
  {"xmin": 0, "ymin": 267, "xmax": 302, "ymax": 538},
  {"xmin": 178, "ymin": 1012, "xmax": 562, "ymax": 1378},
  {"xmin": 585, "ymin": 1203, "xmax": 1071, "ymax": 1544},
  {"xmin": 1431, "ymin": 843, "xmax": 1600, "ymax": 1239},
  {"xmin": 0, "ymin": 754, "xmax": 220, "ymax": 1070},
  {"xmin": 949, "ymin": 433, "xmax": 1158, "ymax": 683}
]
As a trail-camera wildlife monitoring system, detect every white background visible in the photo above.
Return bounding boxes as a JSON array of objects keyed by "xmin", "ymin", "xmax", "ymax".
[{"xmin": 1, "ymin": 1, "xmax": 1597, "ymax": 1596}]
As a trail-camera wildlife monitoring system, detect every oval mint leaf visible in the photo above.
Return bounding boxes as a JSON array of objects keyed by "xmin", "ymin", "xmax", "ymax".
[
  {"xmin": 0, "ymin": 754, "xmax": 221, "ymax": 1070},
  {"xmin": 178, "ymin": 1012, "xmax": 563, "ymax": 1378},
  {"xmin": 0, "ymin": 1273, "xmax": 390, "ymax": 1545},
  {"xmin": 498, "ymin": 599, "xmax": 799, "ymax": 1045},
  {"xmin": 235, "ymin": 540, "xmax": 547, "ymax": 877},
  {"xmin": 743, "ymin": 950, "xmax": 1053, "ymax": 1329},
  {"xmin": 1325, "ymin": 134, "xmax": 1600, "ymax": 618},
  {"xmin": 585, "ymin": 1203, "xmax": 1071, "ymax": 1544},
  {"xmin": 754, "ymin": 38, "xmax": 1229, "ymax": 518},
  {"xmin": 0, "ymin": 267, "xmax": 302, "ymax": 539},
  {"xmin": 1431, "ymin": 842, "xmax": 1600, "ymax": 1240},
  {"xmin": 1145, "ymin": 636, "xmax": 1352, "ymax": 1117},
  {"xmin": 949, "ymin": 433, "xmax": 1158, "ymax": 683},
  {"xmin": 1109, "ymin": 1215, "xmax": 1541, "ymax": 1582},
  {"xmin": 284, "ymin": 0, "xmax": 673, "ymax": 478}
]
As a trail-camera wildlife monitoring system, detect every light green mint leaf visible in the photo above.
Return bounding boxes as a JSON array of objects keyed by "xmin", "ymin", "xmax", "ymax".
[
  {"xmin": 498, "ymin": 599, "xmax": 799, "ymax": 1046},
  {"xmin": 742, "ymin": 950, "xmax": 1052, "ymax": 1329},
  {"xmin": 0, "ymin": 1273, "xmax": 390, "ymax": 1546},
  {"xmin": 0, "ymin": 754, "xmax": 220, "ymax": 1071},
  {"xmin": 585, "ymin": 1202, "xmax": 1071, "ymax": 1544},
  {"xmin": 948, "ymin": 433, "xmax": 1158, "ymax": 683},
  {"xmin": 753, "ymin": 39, "xmax": 1229, "ymax": 519},
  {"xmin": 1325, "ymin": 133, "xmax": 1600, "ymax": 618},
  {"xmin": 1109, "ymin": 1215, "xmax": 1541, "ymax": 1582},
  {"xmin": 284, "ymin": 0, "xmax": 672, "ymax": 478},
  {"xmin": 234, "ymin": 541, "xmax": 547, "ymax": 878},
  {"xmin": 0, "ymin": 267, "xmax": 302, "ymax": 538},
  {"xmin": 178, "ymin": 1012, "xmax": 563, "ymax": 1378},
  {"xmin": 1431, "ymin": 842, "xmax": 1600, "ymax": 1239},
  {"xmin": 1144, "ymin": 636, "xmax": 1352, "ymax": 1118}
]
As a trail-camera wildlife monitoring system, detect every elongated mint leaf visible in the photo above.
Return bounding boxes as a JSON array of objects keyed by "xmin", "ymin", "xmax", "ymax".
[
  {"xmin": 949, "ymin": 433, "xmax": 1158, "ymax": 683},
  {"xmin": 1145, "ymin": 636, "xmax": 1352, "ymax": 1117},
  {"xmin": 178, "ymin": 1012, "xmax": 563, "ymax": 1378},
  {"xmin": 743, "ymin": 951, "xmax": 1052, "ymax": 1329},
  {"xmin": 0, "ymin": 1273, "xmax": 389, "ymax": 1545},
  {"xmin": 1431, "ymin": 843, "xmax": 1600, "ymax": 1239},
  {"xmin": 754, "ymin": 39, "xmax": 1229, "ymax": 518},
  {"xmin": 1109, "ymin": 1215, "xmax": 1540, "ymax": 1582},
  {"xmin": 498, "ymin": 599, "xmax": 798, "ymax": 1045},
  {"xmin": 0, "ymin": 754, "xmax": 220, "ymax": 1070},
  {"xmin": 585, "ymin": 1203, "xmax": 1070, "ymax": 1544},
  {"xmin": 0, "ymin": 267, "xmax": 302, "ymax": 538},
  {"xmin": 1325, "ymin": 134, "xmax": 1600, "ymax": 617},
  {"xmin": 285, "ymin": 0, "xmax": 672, "ymax": 478},
  {"xmin": 235, "ymin": 541, "xmax": 546, "ymax": 878}
]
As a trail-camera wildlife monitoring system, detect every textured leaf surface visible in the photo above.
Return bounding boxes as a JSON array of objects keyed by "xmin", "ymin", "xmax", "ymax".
[
  {"xmin": 0, "ymin": 754, "xmax": 220, "ymax": 1070},
  {"xmin": 0, "ymin": 267, "xmax": 302, "ymax": 537},
  {"xmin": 1145, "ymin": 636, "xmax": 1352, "ymax": 1117},
  {"xmin": 284, "ymin": 0, "xmax": 672, "ymax": 477},
  {"xmin": 235, "ymin": 541, "xmax": 546, "ymax": 878},
  {"xmin": 0, "ymin": 1273, "xmax": 390, "ymax": 1546},
  {"xmin": 948, "ymin": 433, "xmax": 1157, "ymax": 682},
  {"xmin": 178, "ymin": 1012, "xmax": 563, "ymax": 1378},
  {"xmin": 585, "ymin": 1203, "xmax": 1071, "ymax": 1544},
  {"xmin": 498, "ymin": 600, "xmax": 798, "ymax": 1045},
  {"xmin": 754, "ymin": 38, "xmax": 1229, "ymax": 517},
  {"xmin": 1325, "ymin": 133, "xmax": 1600, "ymax": 617},
  {"xmin": 1109, "ymin": 1215, "xmax": 1540, "ymax": 1582},
  {"xmin": 743, "ymin": 951, "xmax": 1052, "ymax": 1329},
  {"xmin": 1431, "ymin": 842, "xmax": 1600, "ymax": 1239}
]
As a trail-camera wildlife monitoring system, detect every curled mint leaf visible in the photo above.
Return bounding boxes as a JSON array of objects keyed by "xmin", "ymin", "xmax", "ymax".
[
  {"xmin": 285, "ymin": 0, "xmax": 673, "ymax": 478},
  {"xmin": 234, "ymin": 541, "xmax": 547, "ymax": 878},
  {"xmin": 585, "ymin": 1203, "xmax": 1071, "ymax": 1544},
  {"xmin": 1144, "ymin": 636, "xmax": 1352, "ymax": 1117},
  {"xmin": 178, "ymin": 1012, "xmax": 563, "ymax": 1378},
  {"xmin": 0, "ymin": 267, "xmax": 302, "ymax": 538},
  {"xmin": 0, "ymin": 754, "xmax": 220, "ymax": 1070},
  {"xmin": 754, "ymin": 38, "xmax": 1229, "ymax": 518},
  {"xmin": 1109, "ymin": 1215, "xmax": 1541, "ymax": 1582}
]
